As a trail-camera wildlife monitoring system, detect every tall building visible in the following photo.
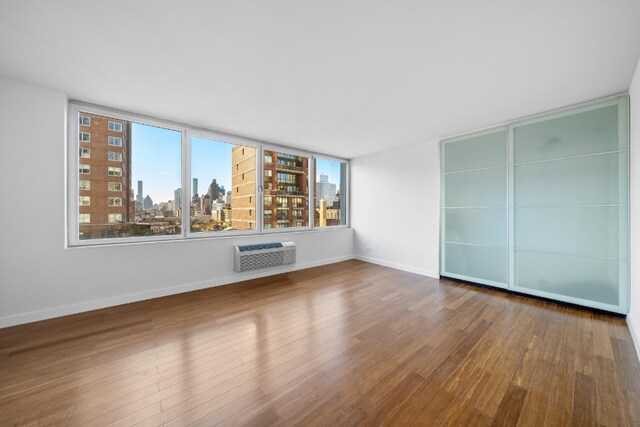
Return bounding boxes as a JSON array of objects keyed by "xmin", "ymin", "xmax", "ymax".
[
  {"xmin": 174, "ymin": 188, "xmax": 182, "ymax": 211},
  {"xmin": 192, "ymin": 178, "xmax": 198, "ymax": 197},
  {"xmin": 143, "ymin": 195, "xmax": 153, "ymax": 210},
  {"xmin": 262, "ymin": 150, "xmax": 309, "ymax": 229},
  {"xmin": 78, "ymin": 112, "xmax": 134, "ymax": 239},
  {"xmin": 230, "ymin": 146, "xmax": 256, "ymax": 229},
  {"xmin": 208, "ymin": 179, "xmax": 221, "ymax": 201},
  {"xmin": 136, "ymin": 180, "xmax": 143, "ymax": 206},
  {"xmin": 315, "ymin": 173, "xmax": 337, "ymax": 207}
]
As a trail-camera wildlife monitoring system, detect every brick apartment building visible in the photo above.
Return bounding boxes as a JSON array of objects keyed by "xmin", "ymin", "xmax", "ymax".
[
  {"xmin": 78, "ymin": 112, "xmax": 134, "ymax": 239},
  {"xmin": 230, "ymin": 145, "xmax": 257, "ymax": 229}
]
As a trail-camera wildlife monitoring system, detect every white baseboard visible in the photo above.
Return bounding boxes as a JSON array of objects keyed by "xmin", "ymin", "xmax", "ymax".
[
  {"xmin": 0, "ymin": 255, "xmax": 354, "ymax": 329},
  {"xmin": 628, "ymin": 314, "xmax": 640, "ymax": 364},
  {"xmin": 355, "ymin": 255, "xmax": 439, "ymax": 279}
]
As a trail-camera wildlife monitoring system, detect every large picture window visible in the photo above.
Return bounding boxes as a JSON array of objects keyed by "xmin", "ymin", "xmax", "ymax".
[{"xmin": 68, "ymin": 103, "xmax": 347, "ymax": 246}]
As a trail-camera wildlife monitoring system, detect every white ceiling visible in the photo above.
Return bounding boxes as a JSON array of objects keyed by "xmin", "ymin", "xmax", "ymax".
[{"xmin": 1, "ymin": 1, "xmax": 639, "ymax": 158}]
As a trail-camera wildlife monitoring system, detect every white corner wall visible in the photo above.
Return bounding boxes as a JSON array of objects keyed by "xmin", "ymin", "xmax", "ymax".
[
  {"xmin": 629, "ymin": 59, "xmax": 640, "ymax": 359},
  {"xmin": 0, "ymin": 77, "xmax": 354, "ymax": 328},
  {"xmin": 350, "ymin": 139, "xmax": 440, "ymax": 278}
]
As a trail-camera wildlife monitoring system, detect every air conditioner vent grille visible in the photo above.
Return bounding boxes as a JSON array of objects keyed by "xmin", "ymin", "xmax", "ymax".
[{"xmin": 234, "ymin": 242, "xmax": 296, "ymax": 272}]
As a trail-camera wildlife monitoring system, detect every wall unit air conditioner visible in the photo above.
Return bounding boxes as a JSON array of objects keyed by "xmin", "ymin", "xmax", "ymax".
[{"xmin": 233, "ymin": 242, "xmax": 296, "ymax": 272}]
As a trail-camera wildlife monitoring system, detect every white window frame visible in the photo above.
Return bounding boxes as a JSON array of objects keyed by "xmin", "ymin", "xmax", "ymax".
[
  {"xmin": 107, "ymin": 167, "xmax": 122, "ymax": 176},
  {"xmin": 79, "ymin": 213, "xmax": 91, "ymax": 223},
  {"xmin": 79, "ymin": 196, "xmax": 91, "ymax": 206},
  {"xmin": 108, "ymin": 136, "xmax": 122, "ymax": 147},
  {"xmin": 108, "ymin": 213, "xmax": 122, "ymax": 223},
  {"xmin": 79, "ymin": 179, "xmax": 91, "ymax": 191},
  {"xmin": 108, "ymin": 182, "xmax": 122, "ymax": 192},
  {"xmin": 108, "ymin": 197, "xmax": 122, "ymax": 207},
  {"xmin": 313, "ymin": 156, "xmax": 350, "ymax": 229},
  {"xmin": 67, "ymin": 101, "xmax": 349, "ymax": 247},
  {"xmin": 79, "ymin": 164, "xmax": 90, "ymax": 174},
  {"xmin": 79, "ymin": 131, "xmax": 90, "ymax": 142},
  {"xmin": 80, "ymin": 115, "xmax": 90, "ymax": 127},
  {"xmin": 79, "ymin": 147, "xmax": 90, "ymax": 158},
  {"xmin": 108, "ymin": 151, "xmax": 122, "ymax": 162},
  {"xmin": 108, "ymin": 120, "xmax": 123, "ymax": 132}
]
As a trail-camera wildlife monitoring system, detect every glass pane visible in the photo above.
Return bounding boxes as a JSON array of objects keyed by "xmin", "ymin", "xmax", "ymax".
[
  {"xmin": 444, "ymin": 208, "xmax": 506, "ymax": 247},
  {"xmin": 264, "ymin": 150, "xmax": 309, "ymax": 228},
  {"xmin": 314, "ymin": 158, "xmax": 346, "ymax": 227},
  {"xmin": 514, "ymin": 104, "xmax": 621, "ymax": 163},
  {"xmin": 514, "ymin": 152, "xmax": 628, "ymax": 206},
  {"xmin": 515, "ymin": 251, "xmax": 620, "ymax": 306},
  {"xmin": 444, "ymin": 167, "xmax": 507, "ymax": 207},
  {"xmin": 191, "ymin": 137, "xmax": 256, "ymax": 232},
  {"xmin": 444, "ymin": 129, "xmax": 506, "ymax": 173},
  {"xmin": 444, "ymin": 243, "xmax": 508, "ymax": 285},
  {"xmin": 78, "ymin": 111, "xmax": 182, "ymax": 240},
  {"xmin": 515, "ymin": 207, "xmax": 627, "ymax": 259}
]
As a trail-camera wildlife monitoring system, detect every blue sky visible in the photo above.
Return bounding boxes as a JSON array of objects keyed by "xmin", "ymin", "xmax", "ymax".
[{"xmin": 132, "ymin": 123, "xmax": 342, "ymax": 203}]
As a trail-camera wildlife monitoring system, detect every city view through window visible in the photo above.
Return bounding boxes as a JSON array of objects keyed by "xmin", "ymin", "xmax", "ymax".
[{"xmin": 76, "ymin": 111, "xmax": 346, "ymax": 241}]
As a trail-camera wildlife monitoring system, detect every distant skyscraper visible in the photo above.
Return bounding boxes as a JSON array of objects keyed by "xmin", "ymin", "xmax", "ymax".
[
  {"xmin": 143, "ymin": 195, "xmax": 153, "ymax": 210},
  {"xmin": 192, "ymin": 178, "xmax": 198, "ymax": 196},
  {"xmin": 316, "ymin": 174, "xmax": 337, "ymax": 207},
  {"xmin": 208, "ymin": 179, "xmax": 220, "ymax": 201},
  {"xmin": 174, "ymin": 188, "xmax": 182, "ymax": 211},
  {"xmin": 137, "ymin": 181, "xmax": 143, "ymax": 206}
]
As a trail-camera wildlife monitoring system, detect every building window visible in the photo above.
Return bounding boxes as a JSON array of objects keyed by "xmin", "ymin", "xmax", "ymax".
[
  {"xmin": 263, "ymin": 149, "xmax": 310, "ymax": 229},
  {"xmin": 79, "ymin": 164, "xmax": 90, "ymax": 174},
  {"xmin": 79, "ymin": 196, "xmax": 91, "ymax": 206},
  {"xmin": 108, "ymin": 213, "xmax": 122, "ymax": 223},
  {"xmin": 264, "ymin": 154, "xmax": 273, "ymax": 163},
  {"xmin": 108, "ymin": 136, "xmax": 122, "ymax": 146},
  {"xmin": 79, "ymin": 147, "xmax": 90, "ymax": 158},
  {"xmin": 190, "ymin": 136, "xmax": 256, "ymax": 233},
  {"xmin": 108, "ymin": 121, "xmax": 123, "ymax": 132},
  {"xmin": 108, "ymin": 167, "xmax": 122, "ymax": 176},
  {"xmin": 79, "ymin": 180, "xmax": 91, "ymax": 191},
  {"xmin": 264, "ymin": 196, "xmax": 272, "ymax": 205},
  {"xmin": 108, "ymin": 151, "xmax": 122, "ymax": 162},
  {"xmin": 108, "ymin": 182, "xmax": 122, "ymax": 192},
  {"xmin": 79, "ymin": 115, "xmax": 90, "ymax": 126},
  {"xmin": 264, "ymin": 169, "xmax": 273, "ymax": 178},
  {"xmin": 314, "ymin": 158, "xmax": 347, "ymax": 227},
  {"xmin": 79, "ymin": 213, "xmax": 91, "ymax": 223},
  {"xmin": 79, "ymin": 132, "xmax": 90, "ymax": 142},
  {"xmin": 108, "ymin": 197, "xmax": 122, "ymax": 206}
]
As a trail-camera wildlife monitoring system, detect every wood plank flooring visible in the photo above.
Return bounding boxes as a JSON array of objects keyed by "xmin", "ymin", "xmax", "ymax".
[{"xmin": 1, "ymin": 259, "xmax": 639, "ymax": 426}]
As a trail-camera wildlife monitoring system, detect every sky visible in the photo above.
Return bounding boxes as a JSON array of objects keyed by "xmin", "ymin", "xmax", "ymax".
[{"xmin": 131, "ymin": 122, "xmax": 342, "ymax": 203}]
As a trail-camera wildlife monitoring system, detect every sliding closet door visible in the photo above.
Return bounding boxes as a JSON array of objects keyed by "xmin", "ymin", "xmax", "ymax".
[
  {"xmin": 441, "ymin": 128, "xmax": 508, "ymax": 288},
  {"xmin": 511, "ymin": 98, "xmax": 629, "ymax": 313}
]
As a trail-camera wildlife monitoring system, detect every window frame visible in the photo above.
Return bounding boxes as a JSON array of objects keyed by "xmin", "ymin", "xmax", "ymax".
[
  {"xmin": 67, "ymin": 101, "xmax": 349, "ymax": 247},
  {"xmin": 108, "ymin": 120, "xmax": 123, "ymax": 132}
]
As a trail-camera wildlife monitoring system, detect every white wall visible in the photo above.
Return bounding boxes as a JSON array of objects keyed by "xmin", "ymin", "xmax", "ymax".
[
  {"xmin": 0, "ymin": 77, "xmax": 354, "ymax": 328},
  {"xmin": 629, "ymin": 59, "xmax": 640, "ymax": 359},
  {"xmin": 350, "ymin": 139, "xmax": 440, "ymax": 278}
]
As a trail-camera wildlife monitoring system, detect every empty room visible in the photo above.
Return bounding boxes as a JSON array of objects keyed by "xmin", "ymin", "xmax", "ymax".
[{"xmin": 2, "ymin": 1, "xmax": 640, "ymax": 425}]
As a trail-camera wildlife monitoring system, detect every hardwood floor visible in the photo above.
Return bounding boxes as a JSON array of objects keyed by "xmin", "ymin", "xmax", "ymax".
[{"xmin": 1, "ymin": 259, "xmax": 639, "ymax": 426}]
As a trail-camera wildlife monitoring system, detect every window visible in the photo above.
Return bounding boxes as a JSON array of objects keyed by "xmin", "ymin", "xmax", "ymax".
[
  {"xmin": 69, "ymin": 103, "xmax": 348, "ymax": 245},
  {"xmin": 263, "ymin": 150, "xmax": 309, "ymax": 229},
  {"xmin": 108, "ymin": 121, "xmax": 123, "ymax": 132},
  {"xmin": 314, "ymin": 158, "xmax": 348, "ymax": 227},
  {"xmin": 190, "ymin": 136, "xmax": 256, "ymax": 233}
]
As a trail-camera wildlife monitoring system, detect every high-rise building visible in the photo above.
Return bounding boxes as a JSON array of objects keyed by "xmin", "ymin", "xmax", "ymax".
[
  {"xmin": 315, "ymin": 173, "xmax": 337, "ymax": 207},
  {"xmin": 230, "ymin": 146, "xmax": 256, "ymax": 229},
  {"xmin": 192, "ymin": 178, "xmax": 198, "ymax": 197},
  {"xmin": 208, "ymin": 179, "xmax": 221, "ymax": 201},
  {"xmin": 262, "ymin": 150, "xmax": 309, "ymax": 229},
  {"xmin": 137, "ymin": 180, "xmax": 143, "ymax": 206},
  {"xmin": 78, "ymin": 112, "xmax": 134, "ymax": 239},
  {"xmin": 143, "ymin": 195, "xmax": 153, "ymax": 210},
  {"xmin": 174, "ymin": 188, "xmax": 182, "ymax": 211}
]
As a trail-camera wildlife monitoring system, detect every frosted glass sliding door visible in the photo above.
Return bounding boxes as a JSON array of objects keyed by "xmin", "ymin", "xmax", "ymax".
[
  {"xmin": 440, "ymin": 96, "xmax": 629, "ymax": 313},
  {"xmin": 511, "ymin": 99, "xmax": 629, "ymax": 313},
  {"xmin": 441, "ymin": 128, "xmax": 508, "ymax": 288}
]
